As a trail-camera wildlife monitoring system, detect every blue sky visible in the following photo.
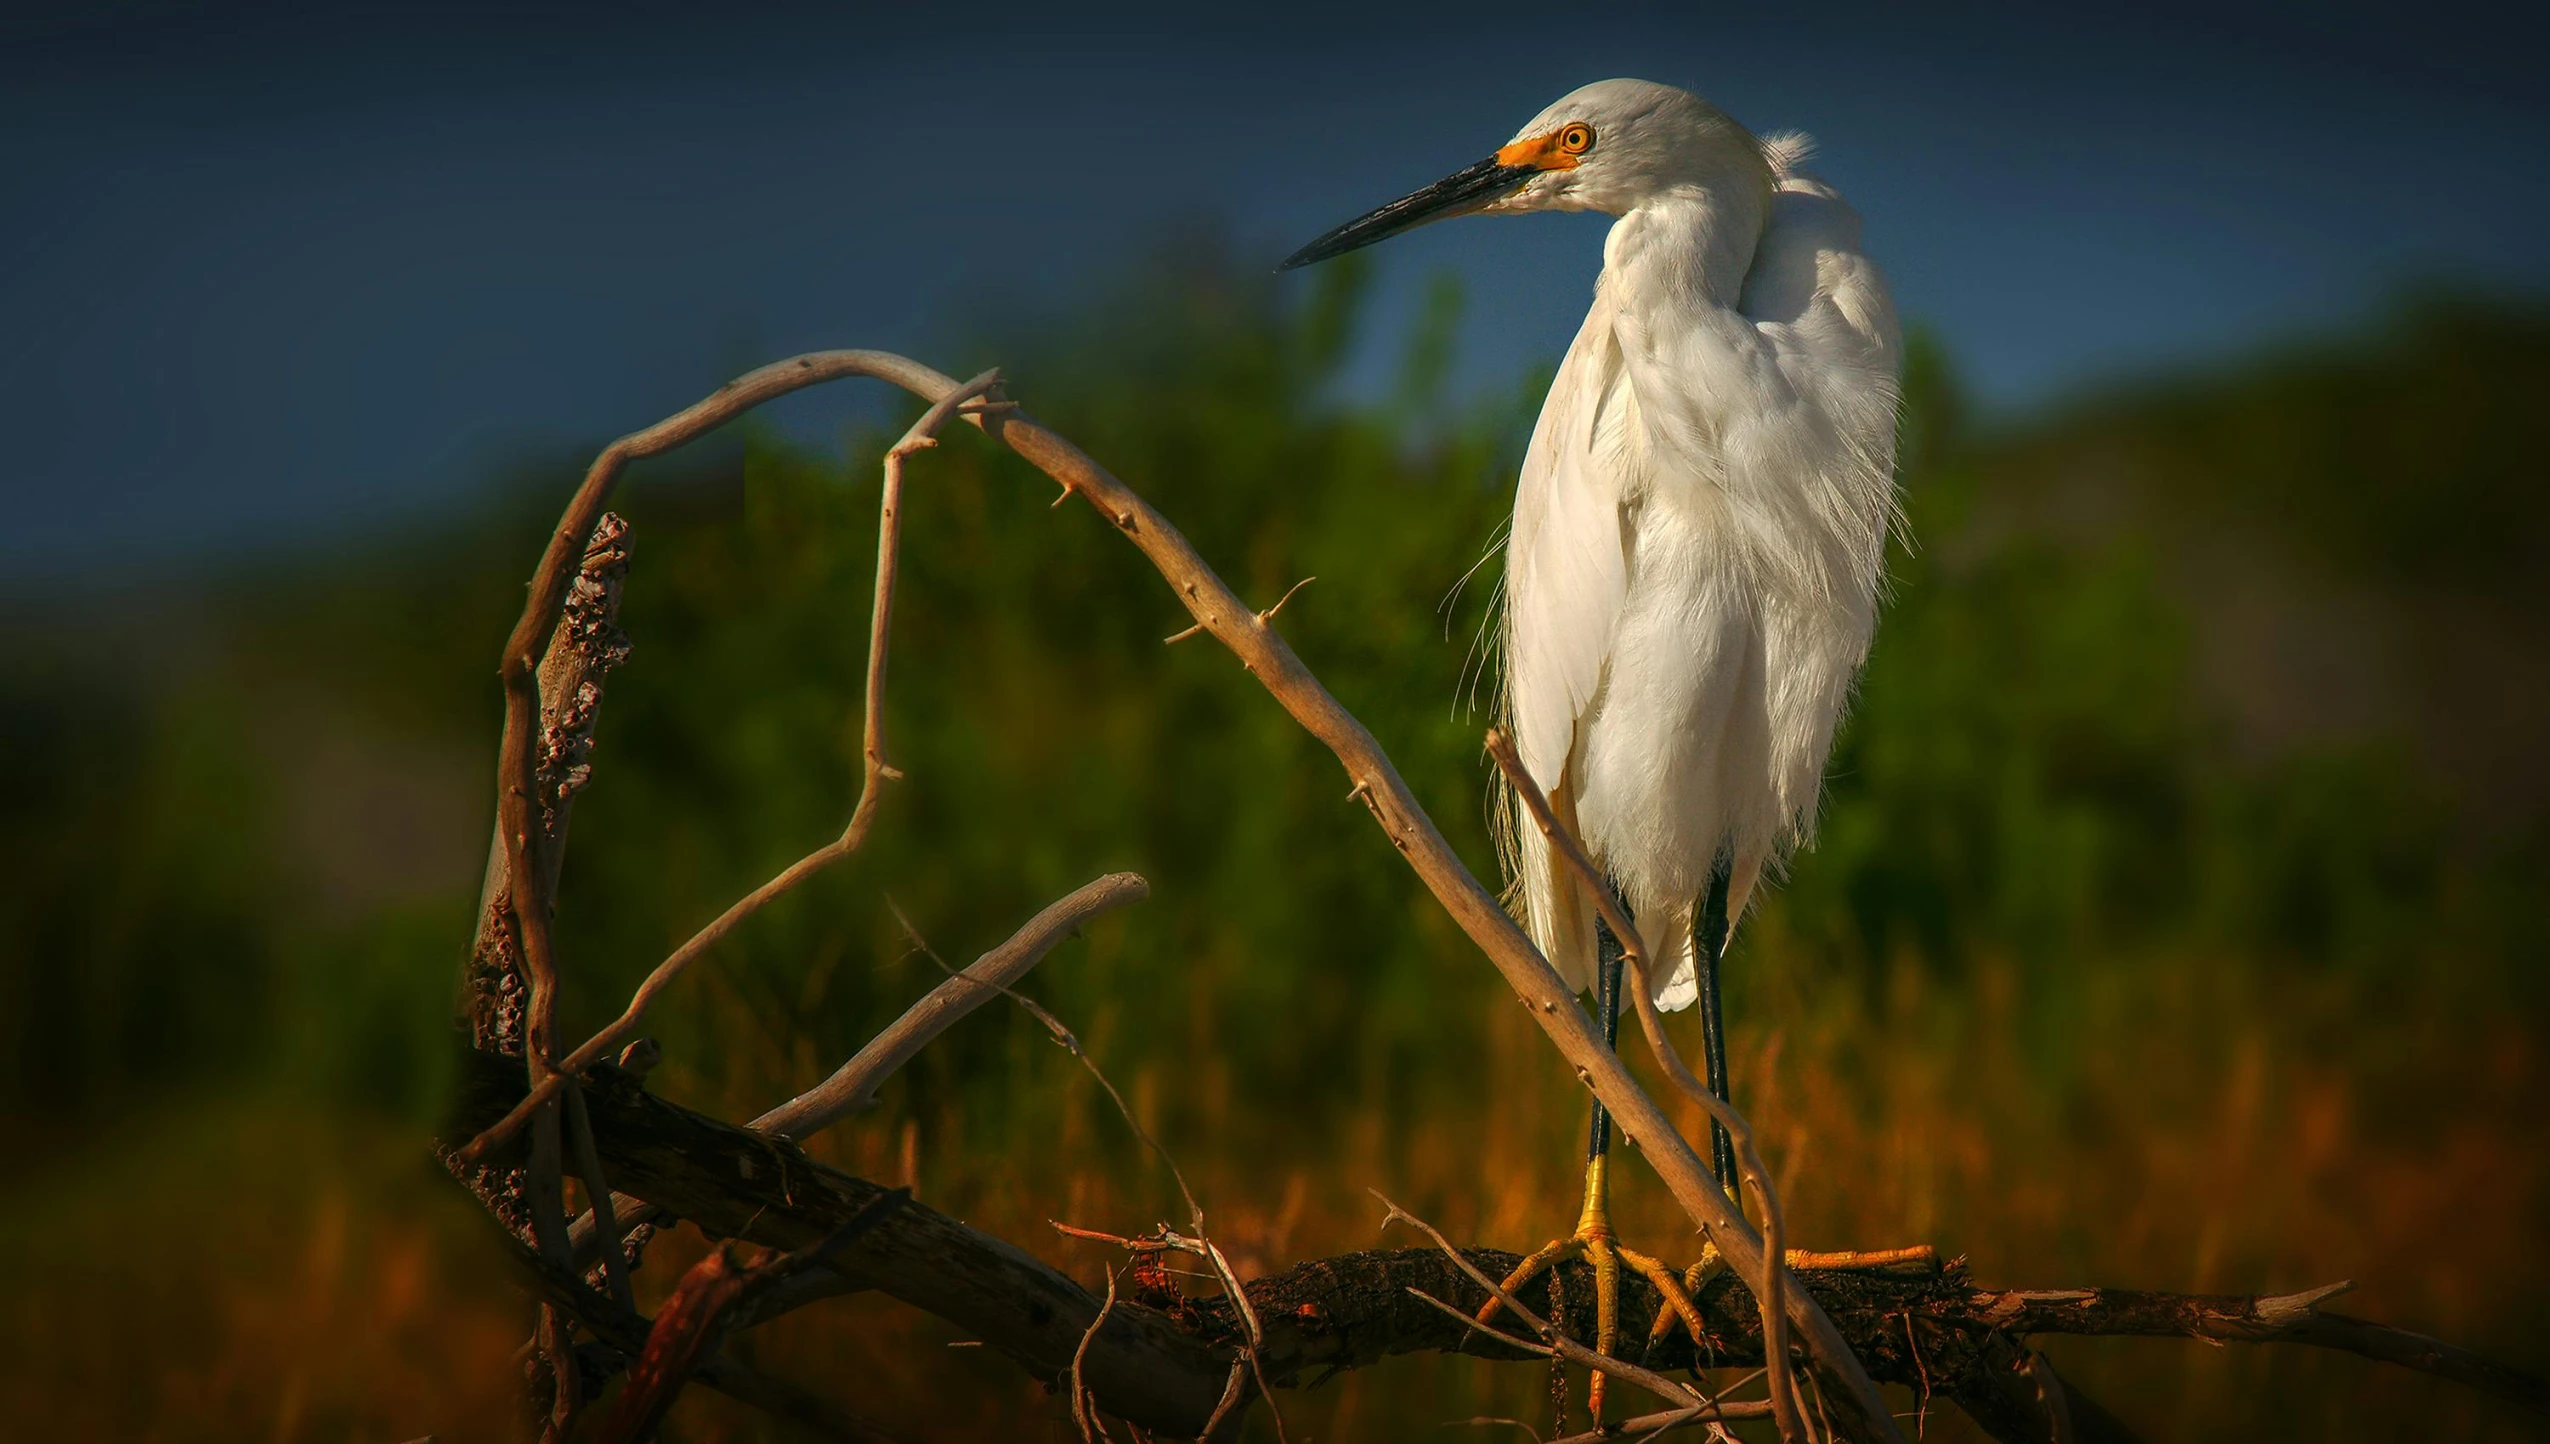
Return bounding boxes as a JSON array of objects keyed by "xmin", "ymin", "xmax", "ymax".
[{"xmin": 4, "ymin": 1, "xmax": 2544, "ymax": 578}]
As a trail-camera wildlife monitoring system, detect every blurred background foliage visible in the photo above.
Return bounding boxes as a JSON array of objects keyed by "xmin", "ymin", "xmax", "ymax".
[{"xmin": 2, "ymin": 241, "xmax": 2545, "ymax": 1441}]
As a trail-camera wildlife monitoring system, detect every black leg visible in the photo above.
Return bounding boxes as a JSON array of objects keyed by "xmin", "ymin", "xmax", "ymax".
[
  {"xmin": 1695, "ymin": 859, "xmax": 1737, "ymax": 1189},
  {"xmin": 1585, "ymin": 914, "xmax": 1627, "ymax": 1164}
]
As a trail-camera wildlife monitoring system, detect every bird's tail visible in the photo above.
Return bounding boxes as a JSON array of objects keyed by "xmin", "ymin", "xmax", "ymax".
[
  {"xmin": 1646, "ymin": 897, "xmax": 1702, "ymax": 1014},
  {"xmin": 1508, "ymin": 801, "xmax": 1706, "ymax": 1014}
]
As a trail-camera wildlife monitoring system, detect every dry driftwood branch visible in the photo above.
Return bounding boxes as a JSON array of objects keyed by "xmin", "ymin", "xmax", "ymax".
[
  {"xmin": 446, "ymin": 347, "xmax": 1878, "ymax": 1430},
  {"xmin": 457, "ymin": 351, "xmax": 1862, "ymax": 1431},
  {"xmin": 459, "ymin": 365, "xmax": 1005, "ymax": 1169},
  {"xmin": 449, "ymin": 1044, "xmax": 2550, "ymax": 1440}
]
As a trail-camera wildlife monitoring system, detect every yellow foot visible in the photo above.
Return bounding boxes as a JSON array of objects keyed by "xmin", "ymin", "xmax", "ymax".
[{"xmin": 1478, "ymin": 1157, "xmax": 1721, "ymax": 1424}]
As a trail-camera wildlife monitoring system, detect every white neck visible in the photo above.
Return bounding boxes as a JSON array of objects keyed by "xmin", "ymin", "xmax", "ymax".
[{"xmin": 1601, "ymin": 186, "xmax": 1769, "ymax": 310}]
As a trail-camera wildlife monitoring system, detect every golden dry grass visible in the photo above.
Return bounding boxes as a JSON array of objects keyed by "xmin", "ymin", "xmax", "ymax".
[{"xmin": 9, "ymin": 929, "xmax": 2538, "ymax": 1443}]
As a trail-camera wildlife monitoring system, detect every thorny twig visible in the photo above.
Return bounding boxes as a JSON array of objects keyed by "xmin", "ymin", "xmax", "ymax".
[
  {"xmin": 457, "ymin": 368, "xmax": 1006, "ymax": 1169},
  {"xmin": 1485, "ymin": 726, "xmax": 1810, "ymax": 1442},
  {"xmin": 760, "ymin": 874, "xmax": 1150, "ymax": 1139}
]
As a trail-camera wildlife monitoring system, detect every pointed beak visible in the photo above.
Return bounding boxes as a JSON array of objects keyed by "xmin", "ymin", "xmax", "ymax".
[{"xmin": 1276, "ymin": 154, "xmax": 1541, "ymax": 272}]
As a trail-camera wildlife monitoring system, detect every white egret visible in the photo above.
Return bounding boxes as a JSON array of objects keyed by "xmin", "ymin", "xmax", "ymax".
[{"xmin": 1281, "ymin": 78, "xmax": 1901, "ymax": 1409}]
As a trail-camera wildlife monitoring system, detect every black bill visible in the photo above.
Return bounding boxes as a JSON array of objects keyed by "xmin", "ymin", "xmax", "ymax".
[{"xmin": 1276, "ymin": 155, "xmax": 1540, "ymax": 272}]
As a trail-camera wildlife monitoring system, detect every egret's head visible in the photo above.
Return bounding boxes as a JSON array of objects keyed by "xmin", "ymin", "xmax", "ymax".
[{"xmin": 1278, "ymin": 78, "xmax": 1770, "ymax": 272}]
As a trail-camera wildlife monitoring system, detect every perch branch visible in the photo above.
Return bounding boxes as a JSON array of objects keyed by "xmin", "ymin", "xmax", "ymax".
[{"xmin": 449, "ymin": 1043, "xmax": 2550, "ymax": 1438}]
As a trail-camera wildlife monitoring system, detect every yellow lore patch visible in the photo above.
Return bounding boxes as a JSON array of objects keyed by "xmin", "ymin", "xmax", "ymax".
[{"xmin": 1495, "ymin": 123, "xmax": 1593, "ymax": 171}]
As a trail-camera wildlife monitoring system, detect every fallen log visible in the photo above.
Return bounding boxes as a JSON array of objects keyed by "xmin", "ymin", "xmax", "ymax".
[{"xmin": 445, "ymin": 1046, "xmax": 2546, "ymax": 1441}]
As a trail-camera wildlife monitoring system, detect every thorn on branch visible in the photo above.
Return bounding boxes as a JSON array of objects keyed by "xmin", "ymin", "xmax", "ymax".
[{"xmin": 1255, "ymin": 576, "xmax": 1316, "ymax": 628}]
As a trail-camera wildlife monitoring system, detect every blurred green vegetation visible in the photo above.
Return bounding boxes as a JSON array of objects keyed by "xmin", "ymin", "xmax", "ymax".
[{"xmin": 2, "ymin": 247, "xmax": 2544, "ymax": 1441}]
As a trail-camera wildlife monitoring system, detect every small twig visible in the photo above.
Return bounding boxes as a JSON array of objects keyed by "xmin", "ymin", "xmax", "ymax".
[
  {"xmin": 757, "ymin": 1186, "xmax": 913, "ymax": 1286},
  {"xmin": 1442, "ymin": 1416, "xmax": 1546, "ymax": 1442},
  {"xmin": 1404, "ymin": 1285, "xmax": 1561, "ymax": 1358},
  {"xmin": 562, "ymin": 874, "xmax": 1142, "ymax": 1271},
  {"xmin": 563, "ymin": 1080, "xmax": 636, "ymax": 1311},
  {"xmin": 888, "ymin": 905, "xmax": 1282, "ymax": 1442},
  {"xmin": 1198, "ymin": 1359, "xmax": 1251, "ymax": 1442},
  {"xmin": 456, "ymin": 368, "xmax": 1005, "ymax": 1169},
  {"xmin": 1406, "ymin": 1279, "xmax": 1752, "ymax": 1428},
  {"xmin": 1074, "ymin": 1266, "xmax": 1122, "ymax": 1444},
  {"xmin": 1257, "ymin": 574, "xmax": 1317, "ymax": 625},
  {"xmin": 753, "ymin": 873, "xmax": 1150, "ymax": 1139}
]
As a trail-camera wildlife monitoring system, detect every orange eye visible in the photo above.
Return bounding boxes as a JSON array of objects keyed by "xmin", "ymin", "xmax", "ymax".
[{"xmin": 1558, "ymin": 123, "xmax": 1595, "ymax": 154}]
